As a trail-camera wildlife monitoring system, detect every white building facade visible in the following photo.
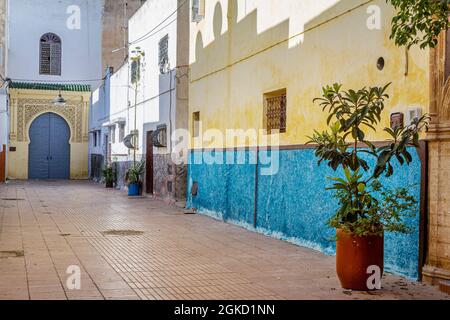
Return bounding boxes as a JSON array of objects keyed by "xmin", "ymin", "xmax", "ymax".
[
  {"xmin": 4, "ymin": 0, "xmax": 103, "ymax": 180},
  {"xmin": 7, "ymin": 0, "xmax": 102, "ymax": 85},
  {"xmin": 101, "ymin": 0, "xmax": 189, "ymax": 199}
]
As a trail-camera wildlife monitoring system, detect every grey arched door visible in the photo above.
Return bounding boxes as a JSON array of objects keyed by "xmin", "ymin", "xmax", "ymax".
[{"xmin": 29, "ymin": 113, "xmax": 70, "ymax": 179}]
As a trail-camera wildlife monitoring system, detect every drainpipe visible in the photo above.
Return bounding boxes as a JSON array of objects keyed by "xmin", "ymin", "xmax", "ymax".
[
  {"xmin": 169, "ymin": 67, "xmax": 175, "ymax": 199},
  {"xmin": 133, "ymin": 79, "xmax": 137, "ymax": 165}
]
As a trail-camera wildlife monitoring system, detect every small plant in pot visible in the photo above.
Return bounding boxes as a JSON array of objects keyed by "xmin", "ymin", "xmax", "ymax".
[
  {"xmin": 101, "ymin": 165, "xmax": 115, "ymax": 188},
  {"xmin": 308, "ymin": 83, "xmax": 429, "ymax": 291},
  {"xmin": 125, "ymin": 160, "xmax": 145, "ymax": 196}
]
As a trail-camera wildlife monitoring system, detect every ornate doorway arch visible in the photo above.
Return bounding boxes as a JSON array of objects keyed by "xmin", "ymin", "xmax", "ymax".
[{"xmin": 28, "ymin": 112, "xmax": 70, "ymax": 179}]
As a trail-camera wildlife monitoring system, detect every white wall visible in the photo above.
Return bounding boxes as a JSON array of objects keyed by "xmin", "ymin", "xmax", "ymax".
[
  {"xmin": 109, "ymin": 63, "xmax": 130, "ymax": 160},
  {"xmin": 129, "ymin": 0, "xmax": 178, "ymax": 156},
  {"xmin": 89, "ymin": 85, "xmax": 108, "ymax": 156},
  {"xmin": 7, "ymin": 0, "xmax": 103, "ymax": 88}
]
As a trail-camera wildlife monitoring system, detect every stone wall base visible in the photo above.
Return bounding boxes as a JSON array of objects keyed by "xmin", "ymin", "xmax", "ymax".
[
  {"xmin": 111, "ymin": 156, "xmax": 187, "ymax": 201},
  {"xmin": 423, "ymin": 264, "xmax": 450, "ymax": 285}
]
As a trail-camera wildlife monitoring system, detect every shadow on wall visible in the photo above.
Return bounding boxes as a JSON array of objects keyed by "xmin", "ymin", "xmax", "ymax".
[
  {"xmin": 191, "ymin": 0, "xmax": 405, "ymax": 119},
  {"xmin": 187, "ymin": 0, "xmax": 423, "ymax": 280}
]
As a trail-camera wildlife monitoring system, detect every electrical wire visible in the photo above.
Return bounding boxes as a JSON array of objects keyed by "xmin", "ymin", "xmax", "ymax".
[
  {"xmin": 130, "ymin": 17, "xmax": 177, "ymax": 47},
  {"xmin": 129, "ymin": 0, "xmax": 188, "ymax": 46}
]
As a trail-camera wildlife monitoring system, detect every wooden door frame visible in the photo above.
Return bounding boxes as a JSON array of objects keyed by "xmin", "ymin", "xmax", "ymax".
[{"xmin": 146, "ymin": 131, "xmax": 154, "ymax": 194}]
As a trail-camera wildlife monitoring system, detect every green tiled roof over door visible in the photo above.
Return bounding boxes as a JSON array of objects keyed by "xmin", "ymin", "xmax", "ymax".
[{"xmin": 9, "ymin": 82, "xmax": 91, "ymax": 92}]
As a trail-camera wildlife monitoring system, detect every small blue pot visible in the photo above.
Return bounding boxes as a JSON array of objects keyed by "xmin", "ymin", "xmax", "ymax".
[{"xmin": 128, "ymin": 183, "xmax": 140, "ymax": 196}]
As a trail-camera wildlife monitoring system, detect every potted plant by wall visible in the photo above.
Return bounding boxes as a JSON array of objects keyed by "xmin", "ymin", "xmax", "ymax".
[
  {"xmin": 102, "ymin": 165, "xmax": 115, "ymax": 189},
  {"xmin": 125, "ymin": 160, "xmax": 146, "ymax": 196},
  {"xmin": 307, "ymin": 83, "xmax": 429, "ymax": 290}
]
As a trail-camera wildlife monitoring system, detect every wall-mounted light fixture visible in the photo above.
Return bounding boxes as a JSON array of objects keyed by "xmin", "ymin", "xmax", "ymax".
[{"xmin": 52, "ymin": 90, "xmax": 66, "ymax": 106}]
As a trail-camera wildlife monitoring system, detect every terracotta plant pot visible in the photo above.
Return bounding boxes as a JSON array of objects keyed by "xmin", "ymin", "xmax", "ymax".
[{"xmin": 336, "ymin": 228, "xmax": 384, "ymax": 291}]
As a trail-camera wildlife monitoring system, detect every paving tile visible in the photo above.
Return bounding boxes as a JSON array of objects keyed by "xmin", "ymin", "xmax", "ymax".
[
  {"xmin": 65, "ymin": 289, "xmax": 103, "ymax": 299},
  {"xmin": 29, "ymin": 285, "xmax": 65, "ymax": 294},
  {"xmin": 0, "ymin": 180, "xmax": 449, "ymax": 300},
  {"xmin": 29, "ymin": 292, "xmax": 67, "ymax": 300}
]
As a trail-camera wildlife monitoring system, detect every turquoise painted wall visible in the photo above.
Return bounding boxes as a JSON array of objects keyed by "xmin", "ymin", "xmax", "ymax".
[{"xmin": 187, "ymin": 147, "xmax": 422, "ymax": 279}]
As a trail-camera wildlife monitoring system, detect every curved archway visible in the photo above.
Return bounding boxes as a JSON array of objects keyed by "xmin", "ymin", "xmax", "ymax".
[
  {"xmin": 26, "ymin": 110, "xmax": 74, "ymax": 143},
  {"xmin": 28, "ymin": 112, "xmax": 70, "ymax": 179}
]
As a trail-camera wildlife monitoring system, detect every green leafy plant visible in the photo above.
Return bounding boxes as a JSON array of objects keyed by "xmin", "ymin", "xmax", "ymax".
[
  {"xmin": 101, "ymin": 165, "xmax": 115, "ymax": 184},
  {"xmin": 387, "ymin": 0, "xmax": 450, "ymax": 49},
  {"xmin": 308, "ymin": 83, "xmax": 430, "ymax": 236},
  {"xmin": 125, "ymin": 160, "xmax": 146, "ymax": 185}
]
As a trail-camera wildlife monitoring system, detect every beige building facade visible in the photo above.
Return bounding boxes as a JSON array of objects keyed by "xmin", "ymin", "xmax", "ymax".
[
  {"xmin": 8, "ymin": 83, "xmax": 91, "ymax": 180},
  {"xmin": 424, "ymin": 30, "xmax": 450, "ymax": 285}
]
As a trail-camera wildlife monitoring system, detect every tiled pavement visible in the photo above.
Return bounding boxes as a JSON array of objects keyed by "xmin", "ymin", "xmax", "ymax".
[{"xmin": 0, "ymin": 181, "xmax": 448, "ymax": 300}]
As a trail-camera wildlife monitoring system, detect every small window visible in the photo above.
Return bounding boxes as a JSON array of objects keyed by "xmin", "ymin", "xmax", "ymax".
[
  {"xmin": 159, "ymin": 35, "xmax": 169, "ymax": 73},
  {"xmin": 192, "ymin": 112, "xmax": 200, "ymax": 138},
  {"xmin": 192, "ymin": 0, "xmax": 205, "ymax": 22},
  {"xmin": 93, "ymin": 130, "xmax": 101, "ymax": 147},
  {"xmin": 109, "ymin": 125, "xmax": 116, "ymax": 144},
  {"xmin": 93, "ymin": 132, "xmax": 97, "ymax": 147},
  {"xmin": 119, "ymin": 123, "xmax": 125, "ymax": 143},
  {"xmin": 131, "ymin": 59, "xmax": 140, "ymax": 84},
  {"xmin": 264, "ymin": 89, "xmax": 287, "ymax": 134},
  {"xmin": 40, "ymin": 33, "xmax": 61, "ymax": 75}
]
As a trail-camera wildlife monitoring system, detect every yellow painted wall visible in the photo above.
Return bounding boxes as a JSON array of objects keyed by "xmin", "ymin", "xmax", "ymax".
[
  {"xmin": 70, "ymin": 143, "xmax": 89, "ymax": 179},
  {"xmin": 8, "ymin": 88, "xmax": 90, "ymax": 180},
  {"xmin": 7, "ymin": 142, "xmax": 28, "ymax": 179},
  {"xmin": 189, "ymin": 0, "xmax": 429, "ymax": 149}
]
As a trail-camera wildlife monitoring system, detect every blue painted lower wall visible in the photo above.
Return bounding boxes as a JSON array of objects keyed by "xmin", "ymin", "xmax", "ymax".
[{"xmin": 187, "ymin": 147, "xmax": 422, "ymax": 279}]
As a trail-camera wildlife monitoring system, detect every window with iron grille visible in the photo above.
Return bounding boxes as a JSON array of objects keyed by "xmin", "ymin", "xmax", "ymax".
[
  {"xmin": 40, "ymin": 33, "xmax": 61, "ymax": 75},
  {"xmin": 159, "ymin": 35, "xmax": 169, "ymax": 74},
  {"xmin": 192, "ymin": 0, "xmax": 205, "ymax": 22},
  {"xmin": 264, "ymin": 89, "xmax": 287, "ymax": 134},
  {"xmin": 93, "ymin": 130, "xmax": 101, "ymax": 147},
  {"xmin": 131, "ymin": 59, "xmax": 140, "ymax": 84}
]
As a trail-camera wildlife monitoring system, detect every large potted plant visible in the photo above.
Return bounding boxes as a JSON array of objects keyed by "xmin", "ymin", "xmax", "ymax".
[
  {"xmin": 308, "ymin": 83, "xmax": 429, "ymax": 290},
  {"xmin": 125, "ymin": 160, "xmax": 146, "ymax": 196},
  {"xmin": 101, "ymin": 165, "xmax": 115, "ymax": 188}
]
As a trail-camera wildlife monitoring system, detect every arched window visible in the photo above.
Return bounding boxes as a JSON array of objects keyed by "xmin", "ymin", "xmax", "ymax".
[{"xmin": 40, "ymin": 33, "xmax": 61, "ymax": 75}]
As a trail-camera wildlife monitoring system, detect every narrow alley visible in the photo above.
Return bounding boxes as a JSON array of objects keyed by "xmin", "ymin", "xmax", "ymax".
[{"xmin": 0, "ymin": 181, "xmax": 447, "ymax": 300}]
